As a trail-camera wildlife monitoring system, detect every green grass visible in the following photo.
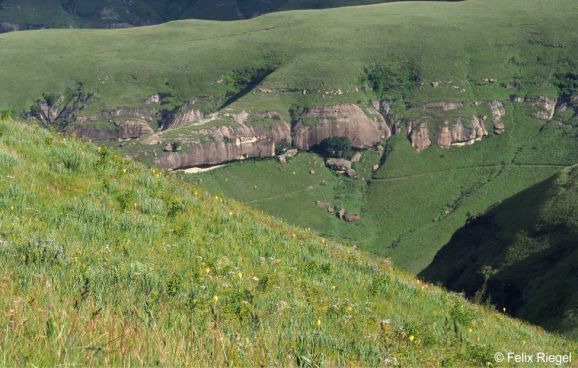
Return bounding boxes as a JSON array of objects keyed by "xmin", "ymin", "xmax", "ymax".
[
  {"xmin": 195, "ymin": 103, "xmax": 578, "ymax": 273},
  {"xmin": 421, "ymin": 165, "xmax": 578, "ymax": 339},
  {"xmin": 0, "ymin": 0, "xmax": 570, "ymax": 275},
  {"xmin": 1, "ymin": 117, "xmax": 577, "ymax": 365},
  {"xmin": 0, "ymin": 0, "xmax": 577, "ymax": 116},
  {"xmin": 0, "ymin": 0, "xmax": 447, "ymax": 29}
]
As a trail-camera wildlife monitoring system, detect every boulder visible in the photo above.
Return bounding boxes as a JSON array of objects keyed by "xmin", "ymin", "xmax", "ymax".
[
  {"xmin": 372, "ymin": 164, "xmax": 380, "ymax": 171},
  {"xmin": 277, "ymin": 148, "xmax": 298, "ymax": 164},
  {"xmin": 336, "ymin": 208, "xmax": 346, "ymax": 220},
  {"xmin": 351, "ymin": 152, "xmax": 362, "ymax": 162},
  {"xmin": 346, "ymin": 169, "xmax": 358, "ymax": 178},
  {"xmin": 326, "ymin": 158, "xmax": 352, "ymax": 171},
  {"xmin": 285, "ymin": 149, "xmax": 298, "ymax": 158},
  {"xmin": 315, "ymin": 201, "xmax": 331, "ymax": 209},
  {"xmin": 502, "ymin": 82, "xmax": 521, "ymax": 89},
  {"xmin": 344, "ymin": 214, "xmax": 361, "ymax": 223}
]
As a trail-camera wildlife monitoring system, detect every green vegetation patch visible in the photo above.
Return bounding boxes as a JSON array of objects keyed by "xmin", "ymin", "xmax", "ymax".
[{"xmin": 0, "ymin": 118, "xmax": 575, "ymax": 365}]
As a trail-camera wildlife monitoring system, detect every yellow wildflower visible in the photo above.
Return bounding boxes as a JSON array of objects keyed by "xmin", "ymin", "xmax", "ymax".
[
  {"xmin": 205, "ymin": 267, "xmax": 211, "ymax": 274},
  {"xmin": 316, "ymin": 319, "xmax": 321, "ymax": 327},
  {"xmin": 409, "ymin": 335, "xmax": 415, "ymax": 342},
  {"xmin": 213, "ymin": 295, "xmax": 219, "ymax": 302}
]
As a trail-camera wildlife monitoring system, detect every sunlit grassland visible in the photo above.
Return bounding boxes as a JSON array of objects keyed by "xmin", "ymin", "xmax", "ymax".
[
  {"xmin": 195, "ymin": 103, "xmax": 578, "ymax": 273},
  {"xmin": 1, "ymin": 118, "xmax": 576, "ymax": 366}
]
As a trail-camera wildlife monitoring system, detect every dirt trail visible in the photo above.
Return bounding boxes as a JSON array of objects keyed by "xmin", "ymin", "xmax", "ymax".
[{"xmin": 369, "ymin": 163, "xmax": 570, "ymax": 183}]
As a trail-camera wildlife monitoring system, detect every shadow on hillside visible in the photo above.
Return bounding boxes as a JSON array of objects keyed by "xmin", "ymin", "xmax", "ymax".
[{"xmin": 419, "ymin": 171, "xmax": 578, "ymax": 338}]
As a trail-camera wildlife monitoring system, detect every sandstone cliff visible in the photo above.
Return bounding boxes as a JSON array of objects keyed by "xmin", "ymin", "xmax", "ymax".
[
  {"xmin": 526, "ymin": 96, "xmax": 557, "ymax": 121},
  {"xmin": 436, "ymin": 116, "xmax": 488, "ymax": 148},
  {"xmin": 490, "ymin": 100, "xmax": 506, "ymax": 134},
  {"xmin": 408, "ymin": 122, "xmax": 432, "ymax": 152},
  {"xmin": 293, "ymin": 104, "xmax": 391, "ymax": 150},
  {"xmin": 154, "ymin": 121, "xmax": 291, "ymax": 169}
]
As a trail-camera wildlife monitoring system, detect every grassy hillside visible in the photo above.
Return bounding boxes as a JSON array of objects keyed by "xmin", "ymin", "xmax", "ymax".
[
  {"xmin": 194, "ymin": 103, "xmax": 578, "ymax": 272},
  {"xmin": 0, "ymin": 0, "xmax": 576, "ymax": 111},
  {"xmin": 420, "ymin": 165, "xmax": 578, "ymax": 339},
  {"xmin": 1, "ymin": 118, "xmax": 577, "ymax": 365},
  {"xmin": 0, "ymin": 0, "xmax": 577, "ymax": 274},
  {"xmin": 0, "ymin": 0, "xmax": 418, "ymax": 30}
]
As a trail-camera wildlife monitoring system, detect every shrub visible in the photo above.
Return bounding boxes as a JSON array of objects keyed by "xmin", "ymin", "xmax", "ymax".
[
  {"xmin": 0, "ymin": 109, "xmax": 13, "ymax": 121},
  {"xmin": 318, "ymin": 136, "xmax": 352, "ymax": 158},
  {"xmin": 361, "ymin": 62, "xmax": 421, "ymax": 100},
  {"xmin": 275, "ymin": 138, "xmax": 292, "ymax": 155}
]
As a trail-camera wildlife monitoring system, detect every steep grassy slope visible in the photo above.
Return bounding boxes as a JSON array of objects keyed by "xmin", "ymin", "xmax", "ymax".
[
  {"xmin": 0, "ymin": 0, "xmax": 423, "ymax": 31},
  {"xmin": 1, "ymin": 118, "xmax": 577, "ymax": 365},
  {"xmin": 420, "ymin": 166, "xmax": 578, "ymax": 339},
  {"xmin": 1, "ymin": 0, "xmax": 577, "ymax": 273}
]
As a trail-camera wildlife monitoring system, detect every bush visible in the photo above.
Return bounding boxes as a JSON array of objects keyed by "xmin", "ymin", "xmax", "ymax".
[
  {"xmin": 275, "ymin": 138, "xmax": 292, "ymax": 155},
  {"xmin": 0, "ymin": 109, "xmax": 13, "ymax": 121},
  {"xmin": 318, "ymin": 136, "xmax": 352, "ymax": 158},
  {"xmin": 556, "ymin": 72, "xmax": 578, "ymax": 100},
  {"xmin": 361, "ymin": 62, "xmax": 421, "ymax": 100}
]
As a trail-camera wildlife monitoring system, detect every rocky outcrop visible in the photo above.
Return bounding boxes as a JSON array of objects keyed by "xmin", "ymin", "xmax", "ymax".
[
  {"xmin": 277, "ymin": 149, "xmax": 298, "ymax": 164},
  {"xmin": 102, "ymin": 107, "xmax": 159, "ymax": 123},
  {"xmin": 408, "ymin": 122, "xmax": 432, "ymax": 152},
  {"xmin": 28, "ymin": 90, "xmax": 94, "ymax": 128},
  {"xmin": 293, "ymin": 104, "xmax": 390, "ymax": 150},
  {"xmin": 490, "ymin": 101, "xmax": 506, "ymax": 134},
  {"xmin": 114, "ymin": 120, "xmax": 154, "ymax": 139},
  {"xmin": 67, "ymin": 119, "xmax": 153, "ymax": 140},
  {"xmin": 421, "ymin": 101, "xmax": 463, "ymax": 111},
  {"xmin": 371, "ymin": 100, "xmax": 399, "ymax": 134},
  {"xmin": 527, "ymin": 96, "xmax": 557, "ymax": 121},
  {"xmin": 154, "ymin": 121, "xmax": 291, "ymax": 170},
  {"xmin": 437, "ymin": 116, "xmax": 488, "ymax": 148},
  {"xmin": 344, "ymin": 213, "xmax": 361, "ymax": 223},
  {"xmin": 325, "ymin": 158, "xmax": 352, "ymax": 171}
]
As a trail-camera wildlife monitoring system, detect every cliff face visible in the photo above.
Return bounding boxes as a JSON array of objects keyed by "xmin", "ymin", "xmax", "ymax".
[
  {"xmin": 293, "ymin": 104, "xmax": 391, "ymax": 150},
  {"xmin": 42, "ymin": 91, "xmax": 570, "ymax": 167},
  {"xmin": 436, "ymin": 116, "xmax": 488, "ymax": 148},
  {"xmin": 154, "ymin": 121, "xmax": 291, "ymax": 169},
  {"xmin": 408, "ymin": 122, "xmax": 432, "ymax": 152}
]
